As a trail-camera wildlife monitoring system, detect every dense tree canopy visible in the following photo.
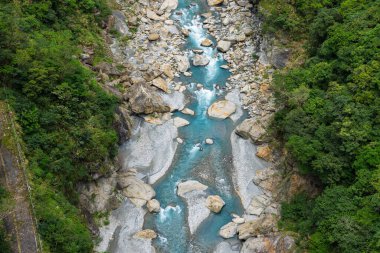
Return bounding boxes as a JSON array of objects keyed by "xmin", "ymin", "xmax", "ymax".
[
  {"xmin": 0, "ymin": 1, "xmax": 116, "ymax": 252},
  {"xmin": 261, "ymin": 0, "xmax": 380, "ymax": 252}
]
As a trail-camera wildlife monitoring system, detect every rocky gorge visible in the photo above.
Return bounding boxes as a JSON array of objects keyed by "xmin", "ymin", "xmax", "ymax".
[{"xmin": 78, "ymin": 0, "xmax": 314, "ymax": 252}]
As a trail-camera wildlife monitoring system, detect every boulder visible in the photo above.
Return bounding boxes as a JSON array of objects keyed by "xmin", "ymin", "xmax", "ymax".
[
  {"xmin": 117, "ymin": 170, "xmax": 156, "ymax": 207},
  {"xmin": 148, "ymin": 33, "xmax": 160, "ymax": 41},
  {"xmin": 147, "ymin": 199, "xmax": 160, "ymax": 213},
  {"xmin": 205, "ymin": 138, "xmax": 214, "ymax": 145},
  {"xmin": 177, "ymin": 180, "xmax": 208, "ymax": 197},
  {"xmin": 205, "ymin": 195, "xmax": 225, "ymax": 213},
  {"xmin": 159, "ymin": 0, "xmax": 178, "ymax": 13},
  {"xmin": 217, "ymin": 40, "xmax": 231, "ymax": 52},
  {"xmin": 152, "ymin": 77, "xmax": 169, "ymax": 93},
  {"xmin": 125, "ymin": 84, "xmax": 170, "ymax": 114},
  {"xmin": 207, "ymin": 0, "xmax": 224, "ymax": 6},
  {"xmin": 176, "ymin": 137, "xmax": 184, "ymax": 144},
  {"xmin": 235, "ymin": 118, "xmax": 266, "ymax": 144},
  {"xmin": 219, "ymin": 222, "xmax": 238, "ymax": 239},
  {"xmin": 181, "ymin": 108, "xmax": 195, "ymax": 115},
  {"xmin": 175, "ymin": 55, "xmax": 190, "ymax": 72},
  {"xmin": 201, "ymin": 38, "xmax": 213, "ymax": 47},
  {"xmin": 181, "ymin": 28, "xmax": 190, "ymax": 37},
  {"xmin": 161, "ymin": 64, "xmax": 174, "ymax": 79},
  {"xmin": 146, "ymin": 9, "xmax": 163, "ymax": 21},
  {"xmin": 133, "ymin": 229, "xmax": 157, "ymax": 239},
  {"xmin": 208, "ymin": 100, "xmax": 236, "ymax": 119},
  {"xmin": 173, "ymin": 117, "xmax": 190, "ymax": 127},
  {"xmin": 193, "ymin": 54, "xmax": 210, "ymax": 66}
]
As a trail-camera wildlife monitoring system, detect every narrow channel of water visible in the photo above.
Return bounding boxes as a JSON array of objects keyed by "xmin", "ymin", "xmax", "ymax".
[{"xmin": 144, "ymin": 1, "xmax": 246, "ymax": 252}]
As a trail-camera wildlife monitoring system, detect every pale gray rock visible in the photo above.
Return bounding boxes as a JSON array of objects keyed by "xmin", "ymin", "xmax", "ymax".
[
  {"xmin": 219, "ymin": 222, "xmax": 238, "ymax": 239},
  {"xmin": 217, "ymin": 40, "xmax": 232, "ymax": 52},
  {"xmin": 193, "ymin": 54, "xmax": 210, "ymax": 66},
  {"xmin": 208, "ymin": 100, "xmax": 236, "ymax": 119}
]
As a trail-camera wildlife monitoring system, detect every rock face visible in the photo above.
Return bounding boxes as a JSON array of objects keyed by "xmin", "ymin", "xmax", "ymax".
[
  {"xmin": 173, "ymin": 117, "xmax": 190, "ymax": 127},
  {"xmin": 235, "ymin": 118, "xmax": 266, "ymax": 144},
  {"xmin": 152, "ymin": 77, "xmax": 169, "ymax": 93},
  {"xmin": 193, "ymin": 54, "xmax": 210, "ymax": 66},
  {"xmin": 240, "ymin": 235, "xmax": 295, "ymax": 253},
  {"xmin": 177, "ymin": 180, "xmax": 210, "ymax": 234},
  {"xmin": 208, "ymin": 100, "xmax": 236, "ymax": 119},
  {"xmin": 117, "ymin": 169, "xmax": 156, "ymax": 207},
  {"xmin": 217, "ymin": 40, "xmax": 232, "ymax": 52},
  {"xmin": 207, "ymin": 0, "xmax": 224, "ymax": 6},
  {"xmin": 114, "ymin": 104, "xmax": 132, "ymax": 144},
  {"xmin": 147, "ymin": 199, "xmax": 160, "ymax": 213},
  {"xmin": 237, "ymin": 215, "xmax": 275, "ymax": 240},
  {"xmin": 201, "ymin": 38, "xmax": 213, "ymax": 47},
  {"xmin": 133, "ymin": 229, "xmax": 157, "ymax": 239},
  {"xmin": 219, "ymin": 222, "xmax": 238, "ymax": 239},
  {"xmin": 205, "ymin": 195, "xmax": 225, "ymax": 213},
  {"xmin": 125, "ymin": 84, "xmax": 170, "ymax": 114}
]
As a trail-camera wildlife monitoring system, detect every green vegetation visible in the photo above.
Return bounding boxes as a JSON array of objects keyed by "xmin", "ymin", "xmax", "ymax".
[
  {"xmin": 0, "ymin": 1, "xmax": 117, "ymax": 252},
  {"xmin": 0, "ymin": 186, "xmax": 11, "ymax": 253},
  {"xmin": 260, "ymin": 0, "xmax": 380, "ymax": 252}
]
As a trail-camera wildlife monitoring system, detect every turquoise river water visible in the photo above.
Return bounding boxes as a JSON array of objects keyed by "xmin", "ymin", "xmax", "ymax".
[{"xmin": 144, "ymin": 1, "xmax": 247, "ymax": 252}]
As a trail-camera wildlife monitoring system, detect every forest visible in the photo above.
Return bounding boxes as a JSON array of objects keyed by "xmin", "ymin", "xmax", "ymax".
[
  {"xmin": 0, "ymin": 0, "xmax": 116, "ymax": 252},
  {"xmin": 259, "ymin": 0, "xmax": 380, "ymax": 252}
]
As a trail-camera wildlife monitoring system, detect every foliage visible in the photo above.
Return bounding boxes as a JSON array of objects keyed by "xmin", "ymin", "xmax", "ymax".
[
  {"xmin": 0, "ymin": 0, "xmax": 116, "ymax": 252},
  {"xmin": 268, "ymin": 0, "xmax": 380, "ymax": 252},
  {"xmin": 0, "ymin": 187, "xmax": 11, "ymax": 253}
]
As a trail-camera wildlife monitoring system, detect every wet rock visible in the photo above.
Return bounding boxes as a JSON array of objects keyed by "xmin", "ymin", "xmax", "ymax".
[
  {"xmin": 206, "ymin": 195, "xmax": 225, "ymax": 213},
  {"xmin": 235, "ymin": 118, "xmax": 266, "ymax": 144},
  {"xmin": 181, "ymin": 108, "xmax": 195, "ymax": 115},
  {"xmin": 176, "ymin": 137, "xmax": 184, "ymax": 144},
  {"xmin": 217, "ymin": 40, "xmax": 232, "ymax": 52},
  {"xmin": 193, "ymin": 49, "xmax": 204, "ymax": 54},
  {"xmin": 148, "ymin": 33, "xmax": 160, "ymax": 41},
  {"xmin": 117, "ymin": 170, "xmax": 156, "ymax": 207},
  {"xmin": 147, "ymin": 199, "xmax": 160, "ymax": 213},
  {"xmin": 219, "ymin": 222, "xmax": 238, "ymax": 238},
  {"xmin": 193, "ymin": 54, "xmax": 210, "ymax": 66},
  {"xmin": 125, "ymin": 84, "xmax": 170, "ymax": 114},
  {"xmin": 201, "ymin": 38, "xmax": 213, "ymax": 47},
  {"xmin": 152, "ymin": 77, "xmax": 169, "ymax": 93},
  {"xmin": 205, "ymin": 138, "xmax": 214, "ymax": 144},
  {"xmin": 207, "ymin": 0, "xmax": 224, "ymax": 6},
  {"xmin": 181, "ymin": 28, "xmax": 190, "ymax": 37},
  {"xmin": 133, "ymin": 229, "xmax": 157, "ymax": 239},
  {"xmin": 173, "ymin": 117, "xmax": 190, "ymax": 127},
  {"xmin": 208, "ymin": 100, "xmax": 236, "ymax": 119}
]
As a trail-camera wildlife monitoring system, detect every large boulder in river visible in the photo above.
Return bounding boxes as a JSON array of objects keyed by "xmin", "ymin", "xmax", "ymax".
[
  {"xmin": 205, "ymin": 195, "xmax": 225, "ymax": 213},
  {"xmin": 219, "ymin": 222, "xmax": 237, "ymax": 239},
  {"xmin": 217, "ymin": 40, "xmax": 231, "ymax": 52},
  {"xmin": 125, "ymin": 84, "xmax": 170, "ymax": 114},
  {"xmin": 208, "ymin": 100, "xmax": 236, "ymax": 119},
  {"xmin": 117, "ymin": 169, "xmax": 156, "ymax": 207},
  {"xmin": 235, "ymin": 118, "xmax": 266, "ymax": 144},
  {"xmin": 152, "ymin": 77, "xmax": 169, "ymax": 93},
  {"xmin": 193, "ymin": 54, "xmax": 210, "ymax": 66},
  {"xmin": 147, "ymin": 199, "xmax": 160, "ymax": 213},
  {"xmin": 207, "ymin": 0, "xmax": 224, "ymax": 6},
  {"xmin": 177, "ymin": 180, "xmax": 208, "ymax": 197},
  {"xmin": 133, "ymin": 229, "xmax": 157, "ymax": 239},
  {"xmin": 201, "ymin": 38, "xmax": 213, "ymax": 47}
]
